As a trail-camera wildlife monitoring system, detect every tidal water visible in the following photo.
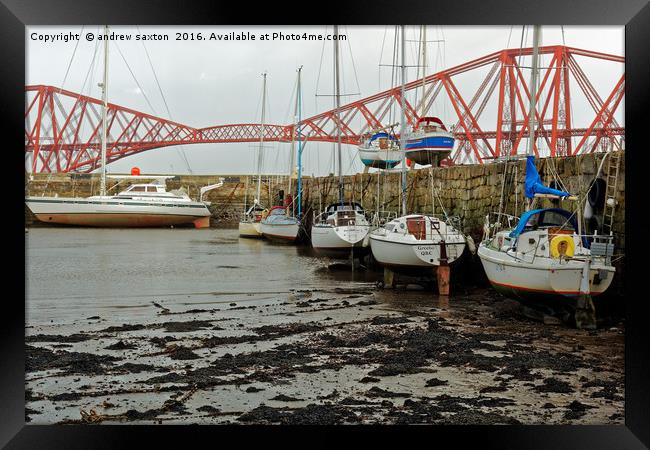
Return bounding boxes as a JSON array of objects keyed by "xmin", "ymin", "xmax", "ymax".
[{"xmin": 25, "ymin": 228, "xmax": 376, "ymax": 326}]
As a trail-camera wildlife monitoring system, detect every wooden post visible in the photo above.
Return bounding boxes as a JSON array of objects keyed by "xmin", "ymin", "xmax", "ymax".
[
  {"xmin": 437, "ymin": 241, "xmax": 450, "ymax": 296},
  {"xmin": 384, "ymin": 267, "xmax": 396, "ymax": 289}
]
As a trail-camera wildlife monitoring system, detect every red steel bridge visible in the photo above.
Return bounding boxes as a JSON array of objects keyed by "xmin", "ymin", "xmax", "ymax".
[{"xmin": 25, "ymin": 45, "xmax": 624, "ymax": 173}]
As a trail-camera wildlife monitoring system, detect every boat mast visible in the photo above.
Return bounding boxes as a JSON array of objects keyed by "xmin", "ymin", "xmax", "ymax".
[
  {"xmin": 334, "ymin": 25, "xmax": 343, "ymax": 205},
  {"xmin": 399, "ymin": 25, "xmax": 407, "ymax": 216},
  {"xmin": 256, "ymin": 72, "xmax": 267, "ymax": 205},
  {"xmin": 99, "ymin": 25, "xmax": 109, "ymax": 197},
  {"xmin": 525, "ymin": 25, "xmax": 541, "ymax": 211},
  {"xmin": 288, "ymin": 72, "xmax": 297, "ymax": 210},
  {"xmin": 526, "ymin": 25, "xmax": 541, "ymax": 159},
  {"xmin": 420, "ymin": 25, "xmax": 427, "ymax": 118},
  {"xmin": 297, "ymin": 66, "xmax": 304, "ymax": 217}
]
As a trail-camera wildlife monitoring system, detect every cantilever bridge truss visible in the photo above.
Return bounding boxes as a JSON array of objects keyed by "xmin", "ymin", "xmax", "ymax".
[{"xmin": 25, "ymin": 45, "xmax": 624, "ymax": 173}]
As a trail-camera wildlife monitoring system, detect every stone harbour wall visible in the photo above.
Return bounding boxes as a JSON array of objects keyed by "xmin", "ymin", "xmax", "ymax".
[{"xmin": 25, "ymin": 152, "xmax": 625, "ymax": 252}]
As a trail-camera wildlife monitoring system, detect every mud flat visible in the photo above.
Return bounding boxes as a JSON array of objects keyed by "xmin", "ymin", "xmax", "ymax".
[{"xmin": 26, "ymin": 285, "xmax": 624, "ymax": 425}]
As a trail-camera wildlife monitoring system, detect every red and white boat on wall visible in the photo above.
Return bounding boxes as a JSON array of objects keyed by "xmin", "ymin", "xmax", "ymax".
[{"xmin": 25, "ymin": 175, "xmax": 219, "ymax": 228}]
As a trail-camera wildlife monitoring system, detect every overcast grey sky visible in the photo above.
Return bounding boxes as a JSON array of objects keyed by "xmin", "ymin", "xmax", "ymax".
[{"xmin": 26, "ymin": 25, "xmax": 624, "ymax": 175}]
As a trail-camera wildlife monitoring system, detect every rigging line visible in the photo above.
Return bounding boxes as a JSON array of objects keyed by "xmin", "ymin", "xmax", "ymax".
[
  {"xmin": 60, "ymin": 25, "xmax": 84, "ymax": 91},
  {"xmin": 136, "ymin": 25, "xmax": 192, "ymax": 173},
  {"xmin": 314, "ymin": 25, "xmax": 328, "ymax": 97},
  {"xmin": 378, "ymin": 26, "xmax": 388, "ymax": 91},
  {"xmin": 114, "ymin": 42, "xmax": 158, "ymax": 116},
  {"xmin": 344, "ymin": 26, "xmax": 362, "ymax": 100}
]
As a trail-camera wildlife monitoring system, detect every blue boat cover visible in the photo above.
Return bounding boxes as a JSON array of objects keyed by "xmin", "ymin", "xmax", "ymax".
[
  {"xmin": 509, "ymin": 207, "xmax": 588, "ymax": 247},
  {"xmin": 369, "ymin": 132, "xmax": 396, "ymax": 142},
  {"xmin": 524, "ymin": 155, "xmax": 570, "ymax": 199}
]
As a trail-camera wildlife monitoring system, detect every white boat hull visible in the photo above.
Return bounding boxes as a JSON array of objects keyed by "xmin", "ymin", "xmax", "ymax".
[
  {"xmin": 311, "ymin": 224, "xmax": 369, "ymax": 256},
  {"xmin": 370, "ymin": 233, "xmax": 465, "ymax": 269},
  {"xmin": 239, "ymin": 221, "xmax": 263, "ymax": 238},
  {"xmin": 260, "ymin": 222, "xmax": 299, "ymax": 242},
  {"xmin": 478, "ymin": 243, "xmax": 615, "ymax": 299},
  {"xmin": 25, "ymin": 196, "xmax": 211, "ymax": 228}
]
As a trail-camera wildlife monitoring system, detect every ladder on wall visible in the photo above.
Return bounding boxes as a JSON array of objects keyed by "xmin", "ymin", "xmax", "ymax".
[{"xmin": 602, "ymin": 149, "xmax": 621, "ymax": 236}]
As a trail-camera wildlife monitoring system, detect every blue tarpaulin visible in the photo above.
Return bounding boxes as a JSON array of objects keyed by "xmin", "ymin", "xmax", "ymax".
[{"xmin": 524, "ymin": 155, "xmax": 570, "ymax": 199}]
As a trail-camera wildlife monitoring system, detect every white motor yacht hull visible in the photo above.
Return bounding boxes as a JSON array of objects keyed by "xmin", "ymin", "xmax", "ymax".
[
  {"xmin": 25, "ymin": 196, "xmax": 211, "ymax": 228},
  {"xmin": 478, "ymin": 243, "xmax": 615, "ymax": 299}
]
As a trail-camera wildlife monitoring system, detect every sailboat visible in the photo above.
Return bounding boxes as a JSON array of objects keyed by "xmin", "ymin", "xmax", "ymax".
[
  {"xmin": 358, "ymin": 129, "xmax": 402, "ymax": 170},
  {"xmin": 239, "ymin": 73, "xmax": 269, "ymax": 238},
  {"xmin": 404, "ymin": 26, "xmax": 454, "ymax": 167},
  {"xmin": 477, "ymin": 26, "xmax": 615, "ymax": 311},
  {"xmin": 25, "ymin": 26, "xmax": 216, "ymax": 229},
  {"xmin": 369, "ymin": 26, "xmax": 467, "ymax": 273},
  {"xmin": 260, "ymin": 68, "xmax": 302, "ymax": 243},
  {"xmin": 311, "ymin": 25, "xmax": 371, "ymax": 257}
]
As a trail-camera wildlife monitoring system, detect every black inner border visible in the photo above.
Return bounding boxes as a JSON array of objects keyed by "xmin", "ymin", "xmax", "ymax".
[{"xmin": 3, "ymin": 0, "xmax": 649, "ymax": 447}]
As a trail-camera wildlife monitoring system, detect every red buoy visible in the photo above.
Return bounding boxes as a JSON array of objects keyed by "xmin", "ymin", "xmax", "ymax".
[{"xmin": 131, "ymin": 167, "xmax": 141, "ymax": 176}]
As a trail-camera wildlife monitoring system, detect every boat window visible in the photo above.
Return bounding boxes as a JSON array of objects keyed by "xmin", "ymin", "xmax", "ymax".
[
  {"xmin": 146, "ymin": 186, "xmax": 158, "ymax": 192},
  {"xmin": 540, "ymin": 211, "xmax": 575, "ymax": 229},
  {"xmin": 385, "ymin": 223, "xmax": 395, "ymax": 232},
  {"xmin": 406, "ymin": 217, "xmax": 427, "ymax": 240},
  {"xmin": 336, "ymin": 211, "xmax": 356, "ymax": 226},
  {"xmin": 130, "ymin": 186, "xmax": 146, "ymax": 192}
]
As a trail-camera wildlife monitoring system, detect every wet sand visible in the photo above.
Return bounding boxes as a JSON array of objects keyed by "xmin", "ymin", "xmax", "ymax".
[{"xmin": 25, "ymin": 228, "xmax": 624, "ymax": 425}]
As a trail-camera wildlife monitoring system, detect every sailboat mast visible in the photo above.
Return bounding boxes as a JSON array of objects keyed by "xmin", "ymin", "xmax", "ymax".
[
  {"xmin": 297, "ymin": 66, "xmax": 304, "ymax": 217},
  {"xmin": 526, "ymin": 25, "xmax": 541, "ymax": 158},
  {"xmin": 420, "ymin": 25, "xmax": 427, "ymax": 118},
  {"xmin": 399, "ymin": 25, "xmax": 407, "ymax": 216},
  {"xmin": 99, "ymin": 25, "xmax": 109, "ymax": 197},
  {"xmin": 288, "ymin": 77, "xmax": 297, "ymax": 204},
  {"xmin": 256, "ymin": 72, "xmax": 267, "ymax": 204},
  {"xmin": 334, "ymin": 25, "xmax": 343, "ymax": 205}
]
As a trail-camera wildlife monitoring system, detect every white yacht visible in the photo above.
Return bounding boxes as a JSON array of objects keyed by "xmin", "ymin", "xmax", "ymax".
[
  {"xmin": 370, "ymin": 214, "xmax": 466, "ymax": 269},
  {"xmin": 26, "ymin": 176, "xmax": 215, "ymax": 228},
  {"xmin": 311, "ymin": 202, "xmax": 371, "ymax": 256}
]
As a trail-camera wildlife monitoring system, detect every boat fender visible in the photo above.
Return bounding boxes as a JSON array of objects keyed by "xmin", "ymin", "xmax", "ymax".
[
  {"xmin": 465, "ymin": 235, "xmax": 477, "ymax": 255},
  {"xmin": 550, "ymin": 235, "xmax": 575, "ymax": 258},
  {"xmin": 261, "ymin": 209, "xmax": 269, "ymax": 220},
  {"xmin": 587, "ymin": 177, "xmax": 606, "ymax": 208}
]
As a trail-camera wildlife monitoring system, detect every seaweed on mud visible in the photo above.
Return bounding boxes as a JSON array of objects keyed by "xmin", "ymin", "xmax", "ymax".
[
  {"xmin": 252, "ymin": 323, "xmax": 322, "ymax": 338},
  {"xmin": 197, "ymin": 405, "xmax": 221, "ymax": 414},
  {"xmin": 270, "ymin": 394, "xmax": 302, "ymax": 402},
  {"xmin": 365, "ymin": 387, "xmax": 410, "ymax": 398},
  {"xmin": 26, "ymin": 345, "xmax": 119, "ymax": 375},
  {"xmin": 564, "ymin": 400, "xmax": 597, "ymax": 420},
  {"xmin": 237, "ymin": 403, "xmax": 360, "ymax": 425},
  {"xmin": 168, "ymin": 346, "xmax": 201, "ymax": 360},
  {"xmin": 100, "ymin": 324, "xmax": 147, "ymax": 333},
  {"xmin": 150, "ymin": 336, "xmax": 176, "ymax": 348},
  {"xmin": 113, "ymin": 363, "xmax": 162, "ymax": 373},
  {"xmin": 245, "ymin": 386, "xmax": 264, "ymax": 393},
  {"xmin": 104, "ymin": 340, "xmax": 137, "ymax": 350},
  {"xmin": 161, "ymin": 320, "xmax": 214, "ymax": 333},
  {"xmin": 425, "ymin": 378, "xmax": 449, "ymax": 387},
  {"xmin": 583, "ymin": 379, "xmax": 623, "ymax": 401},
  {"xmin": 26, "ymin": 334, "xmax": 91, "ymax": 343},
  {"xmin": 142, "ymin": 345, "xmax": 317, "ymax": 389},
  {"xmin": 534, "ymin": 377, "xmax": 574, "ymax": 394},
  {"xmin": 359, "ymin": 376, "xmax": 380, "ymax": 384}
]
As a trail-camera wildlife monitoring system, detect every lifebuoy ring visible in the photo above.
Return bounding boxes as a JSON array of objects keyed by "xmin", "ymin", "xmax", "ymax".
[{"xmin": 550, "ymin": 235, "xmax": 575, "ymax": 258}]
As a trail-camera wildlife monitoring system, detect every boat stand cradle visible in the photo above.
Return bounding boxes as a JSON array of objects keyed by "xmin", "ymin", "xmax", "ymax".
[{"xmin": 378, "ymin": 266, "xmax": 451, "ymax": 296}]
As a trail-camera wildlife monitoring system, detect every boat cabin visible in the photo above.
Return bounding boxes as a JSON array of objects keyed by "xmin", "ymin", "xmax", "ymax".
[
  {"xmin": 320, "ymin": 202, "xmax": 367, "ymax": 227},
  {"xmin": 413, "ymin": 116, "xmax": 448, "ymax": 133},
  {"xmin": 383, "ymin": 214, "xmax": 446, "ymax": 241}
]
